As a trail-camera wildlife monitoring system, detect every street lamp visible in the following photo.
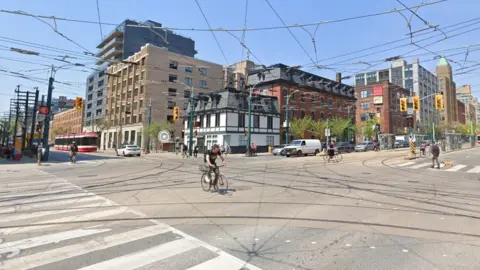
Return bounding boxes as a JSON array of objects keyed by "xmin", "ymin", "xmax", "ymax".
[
  {"xmin": 175, "ymin": 80, "xmax": 195, "ymax": 157},
  {"xmin": 285, "ymin": 89, "xmax": 300, "ymax": 145}
]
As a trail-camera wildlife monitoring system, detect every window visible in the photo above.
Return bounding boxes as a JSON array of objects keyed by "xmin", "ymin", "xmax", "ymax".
[
  {"xmin": 337, "ymin": 100, "xmax": 341, "ymax": 108},
  {"xmin": 206, "ymin": 135, "xmax": 218, "ymax": 149},
  {"xmin": 215, "ymin": 113, "xmax": 220, "ymax": 127},
  {"xmin": 199, "ymin": 68, "xmax": 208, "ymax": 76},
  {"xmin": 282, "ymin": 88, "xmax": 288, "ymax": 98},
  {"xmin": 184, "ymin": 90, "xmax": 191, "ymax": 98},
  {"xmin": 239, "ymin": 135, "xmax": 247, "ymax": 146},
  {"xmin": 168, "ymin": 88, "xmax": 177, "ymax": 97},
  {"xmin": 300, "ymin": 93, "xmax": 306, "ymax": 102},
  {"xmin": 98, "ymin": 80, "xmax": 104, "ymax": 87},
  {"xmin": 319, "ymin": 97, "xmax": 325, "ymax": 104},
  {"xmin": 253, "ymin": 115, "xmax": 260, "ymax": 128},
  {"xmin": 168, "ymin": 101, "xmax": 176, "ymax": 109},
  {"xmin": 96, "ymin": 109, "xmax": 102, "ymax": 116},
  {"xmin": 300, "ymin": 111, "xmax": 306, "ymax": 118},
  {"xmin": 184, "ymin": 66, "xmax": 193, "ymax": 73},
  {"xmin": 360, "ymin": 90, "xmax": 370, "ymax": 98},
  {"xmin": 311, "ymin": 95, "xmax": 315, "ymax": 103},
  {"xmin": 206, "ymin": 114, "xmax": 211, "ymax": 127},
  {"xmin": 267, "ymin": 116, "xmax": 273, "ymax": 129},
  {"xmin": 169, "ymin": 60, "xmax": 178, "ymax": 69},
  {"xmin": 169, "ymin": 74, "xmax": 177, "ymax": 82},
  {"xmin": 88, "ymin": 94, "xmax": 93, "ymax": 101},
  {"xmin": 87, "ymin": 103, "xmax": 92, "ymax": 109},
  {"xmin": 360, "ymin": 113, "xmax": 370, "ymax": 121},
  {"xmin": 184, "ymin": 77, "xmax": 192, "ymax": 86},
  {"xmin": 97, "ymin": 91, "xmax": 103, "ymax": 97},
  {"xmin": 266, "ymin": 136, "xmax": 274, "ymax": 146},
  {"xmin": 200, "ymin": 80, "xmax": 207, "ymax": 88},
  {"xmin": 88, "ymin": 85, "xmax": 93, "ymax": 91},
  {"xmin": 86, "ymin": 112, "xmax": 92, "ymax": 118},
  {"xmin": 96, "ymin": 100, "xmax": 103, "ymax": 106},
  {"xmin": 320, "ymin": 112, "xmax": 324, "ymax": 120},
  {"xmin": 327, "ymin": 99, "xmax": 333, "ymax": 108},
  {"xmin": 310, "ymin": 111, "xmax": 315, "ymax": 120},
  {"xmin": 238, "ymin": 113, "xmax": 245, "ymax": 127},
  {"xmin": 360, "ymin": 102, "xmax": 370, "ymax": 110}
]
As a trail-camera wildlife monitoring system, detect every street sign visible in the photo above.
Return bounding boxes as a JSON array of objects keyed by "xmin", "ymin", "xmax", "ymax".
[
  {"xmin": 158, "ymin": 130, "xmax": 171, "ymax": 143},
  {"xmin": 39, "ymin": 106, "xmax": 50, "ymax": 115},
  {"xmin": 409, "ymin": 134, "xmax": 416, "ymax": 142},
  {"xmin": 324, "ymin": 128, "xmax": 330, "ymax": 137}
]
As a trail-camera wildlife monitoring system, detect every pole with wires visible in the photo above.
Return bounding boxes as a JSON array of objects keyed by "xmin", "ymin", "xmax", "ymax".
[{"xmin": 42, "ymin": 66, "xmax": 54, "ymax": 161}]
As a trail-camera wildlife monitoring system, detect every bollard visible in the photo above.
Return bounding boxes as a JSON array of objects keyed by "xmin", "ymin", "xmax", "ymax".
[{"xmin": 410, "ymin": 141, "xmax": 415, "ymax": 154}]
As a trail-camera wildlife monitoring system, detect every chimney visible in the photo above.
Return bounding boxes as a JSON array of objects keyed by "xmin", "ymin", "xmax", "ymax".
[{"xmin": 336, "ymin": 72, "xmax": 342, "ymax": 84}]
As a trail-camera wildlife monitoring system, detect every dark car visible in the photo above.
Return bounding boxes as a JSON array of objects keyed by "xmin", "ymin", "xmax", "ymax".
[{"xmin": 336, "ymin": 142, "xmax": 355, "ymax": 153}]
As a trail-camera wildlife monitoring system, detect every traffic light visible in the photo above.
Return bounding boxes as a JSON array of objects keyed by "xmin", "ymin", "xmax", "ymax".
[
  {"xmin": 435, "ymin": 94, "xmax": 444, "ymax": 110},
  {"xmin": 75, "ymin": 97, "xmax": 83, "ymax": 111},
  {"xmin": 173, "ymin": 107, "xmax": 180, "ymax": 121},
  {"xmin": 412, "ymin": 96, "xmax": 420, "ymax": 111},
  {"xmin": 399, "ymin": 98, "xmax": 407, "ymax": 112}
]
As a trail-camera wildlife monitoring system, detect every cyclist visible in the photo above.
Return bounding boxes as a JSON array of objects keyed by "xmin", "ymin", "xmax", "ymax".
[
  {"xmin": 204, "ymin": 144, "xmax": 226, "ymax": 185},
  {"xmin": 70, "ymin": 141, "xmax": 78, "ymax": 164},
  {"xmin": 327, "ymin": 142, "xmax": 335, "ymax": 163}
]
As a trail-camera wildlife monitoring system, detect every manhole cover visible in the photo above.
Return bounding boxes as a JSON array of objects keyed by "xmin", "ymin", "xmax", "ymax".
[{"xmin": 78, "ymin": 175, "xmax": 97, "ymax": 178}]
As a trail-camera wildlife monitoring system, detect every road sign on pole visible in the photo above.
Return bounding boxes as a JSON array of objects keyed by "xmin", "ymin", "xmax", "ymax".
[{"xmin": 324, "ymin": 128, "xmax": 330, "ymax": 137}]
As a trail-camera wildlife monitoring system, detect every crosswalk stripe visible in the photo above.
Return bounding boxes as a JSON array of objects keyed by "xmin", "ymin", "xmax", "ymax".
[
  {"xmin": 0, "ymin": 206, "xmax": 128, "ymax": 235},
  {"xmin": 467, "ymin": 166, "xmax": 480, "ymax": 173},
  {"xmin": 2, "ymin": 224, "xmax": 172, "ymax": 270},
  {"xmin": 77, "ymin": 238, "xmax": 198, "ymax": 270},
  {"xmin": 0, "ymin": 228, "xmax": 111, "ymax": 256},
  {"xmin": 3, "ymin": 180, "xmax": 65, "ymax": 188},
  {"xmin": 394, "ymin": 161, "xmax": 416, "ymax": 167},
  {"xmin": 409, "ymin": 163, "xmax": 431, "ymax": 169},
  {"xmin": 186, "ymin": 254, "xmax": 248, "ymax": 270},
  {"xmin": 0, "ymin": 188, "xmax": 78, "ymax": 199},
  {"xmin": 445, "ymin": 165, "xmax": 468, "ymax": 172},
  {"xmin": 0, "ymin": 192, "xmax": 95, "ymax": 207}
]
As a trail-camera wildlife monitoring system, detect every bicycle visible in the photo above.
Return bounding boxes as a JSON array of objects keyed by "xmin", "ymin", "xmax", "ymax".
[
  {"xmin": 69, "ymin": 153, "xmax": 77, "ymax": 164},
  {"xmin": 323, "ymin": 151, "xmax": 343, "ymax": 163},
  {"xmin": 199, "ymin": 164, "xmax": 228, "ymax": 192}
]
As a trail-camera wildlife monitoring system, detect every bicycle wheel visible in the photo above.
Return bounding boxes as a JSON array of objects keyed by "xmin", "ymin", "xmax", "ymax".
[
  {"xmin": 201, "ymin": 173, "xmax": 211, "ymax": 192},
  {"xmin": 218, "ymin": 174, "xmax": 228, "ymax": 191},
  {"xmin": 335, "ymin": 153, "xmax": 343, "ymax": 162},
  {"xmin": 323, "ymin": 154, "xmax": 328, "ymax": 161}
]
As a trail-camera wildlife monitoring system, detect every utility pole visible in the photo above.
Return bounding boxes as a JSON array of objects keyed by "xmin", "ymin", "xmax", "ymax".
[
  {"xmin": 21, "ymin": 92, "xmax": 29, "ymax": 150},
  {"xmin": 42, "ymin": 68, "xmax": 54, "ymax": 161},
  {"xmin": 247, "ymin": 92, "xmax": 252, "ymax": 156},
  {"xmin": 146, "ymin": 98, "xmax": 152, "ymax": 153},
  {"xmin": 13, "ymin": 86, "xmax": 20, "ymax": 159},
  {"xmin": 188, "ymin": 92, "xmax": 194, "ymax": 156},
  {"xmin": 29, "ymin": 88, "xmax": 39, "ymax": 148}
]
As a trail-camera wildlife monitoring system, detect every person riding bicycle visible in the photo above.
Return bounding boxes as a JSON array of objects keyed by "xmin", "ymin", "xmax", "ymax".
[
  {"xmin": 70, "ymin": 141, "xmax": 78, "ymax": 163},
  {"xmin": 327, "ymin": 142, "xmax": 335, "ymax": 163},
  {"xmin": 204, "ymin": 144, "xmax": 225, "ymax": 185}
]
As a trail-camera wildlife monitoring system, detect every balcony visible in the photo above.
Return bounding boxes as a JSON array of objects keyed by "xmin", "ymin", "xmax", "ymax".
[
  {"xmin": 97, "ymin": 30, "xmax": 123, "ymax": 49},
  {"xmin": 96, "ymin": 37, "xmax": 123, "ymax": 58},
  {"xmin": 96, "ymin": 46, "xmax": 122, "ymax": 65}
]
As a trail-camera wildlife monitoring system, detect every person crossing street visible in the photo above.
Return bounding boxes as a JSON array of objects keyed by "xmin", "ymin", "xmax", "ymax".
[{"xmin": 430, "ymin": 141, "xmax": 440, "ymax": 169}]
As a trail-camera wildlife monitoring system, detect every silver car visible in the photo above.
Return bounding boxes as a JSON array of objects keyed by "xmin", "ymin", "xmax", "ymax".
[
  {"xmin": 272, "ymin": 144, "xmax": 288, "ymax": 156},
  {"xmin": 355, "ymin": 141, "xmax": 375, "ymax": 152}
]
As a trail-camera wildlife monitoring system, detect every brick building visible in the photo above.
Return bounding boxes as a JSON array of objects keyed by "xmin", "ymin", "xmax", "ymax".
[
  {"xmin": 355, "ymin": 81, "xmax": 410, "ymax": 138},
  {"xmin": 247, "ymin": 64, "xmax": 356, "ymax": 143},
  {"xmin": 50, "ymin": 108, "xmax": 84, "ymax": 140},
  {"xmin": 456, "ymin": 100, "xmax": 466, "ymax": 124}
]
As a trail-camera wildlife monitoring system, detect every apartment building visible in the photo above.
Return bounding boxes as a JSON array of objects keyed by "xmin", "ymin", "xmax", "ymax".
[
  {"xmin": 457, "ymin": 100, "xmax": 466, "ymax": 124},
  {"xmin": 101, "ymin": 44, "xmax": 223, "ymax": 150},
  {"xmin": 457, "ymin": 84, "xmax": 478, "ymax": 127},
  {"xmin": 223, "ymin": 60, "xmax": 263, "ymax": 90},
  {"xmin": 354, "ymin": 58, "xmax": 438, "ymax": 132},
  {"xmin": 84, "ymin": 19, "xmax": 196, "ymax": 133},
  {"xmin": 436, "ymin": 57, "xmax": 457, "ymax": 125}
]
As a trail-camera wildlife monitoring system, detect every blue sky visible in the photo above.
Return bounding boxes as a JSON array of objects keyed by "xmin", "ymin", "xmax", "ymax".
[{"xmin": 1, "ymin": 0, "xmax": 480, "ymax": 110}]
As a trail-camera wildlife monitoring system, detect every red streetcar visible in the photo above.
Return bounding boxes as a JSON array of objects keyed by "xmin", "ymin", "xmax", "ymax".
[{"xmin": 54, "ymin": 132, "xmax": 98, "ymax": 152}]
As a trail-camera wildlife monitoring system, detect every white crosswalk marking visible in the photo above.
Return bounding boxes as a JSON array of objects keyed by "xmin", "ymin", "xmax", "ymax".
[
  {"xmin": 466, "ymin": 166, "xmax": 480, "ymax": 173},
  {"xmin": 445, "ymin": 165, "xmax": 468, "ymax": 172},
  {"xmin": 409, "ymin": 163, "xmax": 432, "ymax": 169},
  {"xmin": 0, "ymin": 171, "xmax": 263, "ymax": 270},
  {"xmin": 394, "ymin": 161, "xmax": 416, "ymax": 167}
]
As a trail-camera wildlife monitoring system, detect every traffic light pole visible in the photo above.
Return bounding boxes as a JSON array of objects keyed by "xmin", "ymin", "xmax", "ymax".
[
  {"xmin": 42, "ymin": 76, "xmax": 54, "ymax": 161},
  {"xmin": 188, "ymin": 93, "xmax": 194, "ymax": 157},
  {"xmin": 29, "ymin": 88, "xmax": 39, "ymax": 148}
]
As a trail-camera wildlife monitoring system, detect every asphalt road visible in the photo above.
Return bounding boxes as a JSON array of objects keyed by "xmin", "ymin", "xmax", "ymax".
[{"xmin": 1, "ymin": 147, "xmax": 480, "ymax": 269}]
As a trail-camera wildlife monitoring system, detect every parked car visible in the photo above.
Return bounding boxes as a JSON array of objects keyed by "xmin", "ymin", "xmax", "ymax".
[
  {"xmin": 395, "ymin": 140, "xmax": 409, "ymax": 148},
  {"xmin": 335, "ymin": 142, "xmax": 355, "ymax": 153},
  {"xmin": 118, "ymin": 145, "xmax": 141, "ymax": 156},
  {"xmin": 272, "ymin": 144, "xmax": 288, "ymax": 156},
  {"xmin": 284, "ymin": 139, "xmax": 322, "ymax": 157},
  {"xmin": 355, "ymin": 141, "xmax": 375, "ymax": 152}
]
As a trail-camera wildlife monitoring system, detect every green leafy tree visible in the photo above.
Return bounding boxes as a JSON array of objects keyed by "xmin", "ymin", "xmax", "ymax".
[
  {"xmin": 362, "ymin": 117, "xmax": 378, "ymax": 138},
  {"xmin": 328, "ymin": 117, "xmax": 352, "ymax": 140},
  {"xmin": 289, "ymin": 117, "xmax": 313, "ymax": 139},
  {"xmin": 144, "ymin": 122, "xmax": 174, "ymax": 137},
  {"xmin": 311, "ymin": 120, "xmax": 327, "ymax": 140}
]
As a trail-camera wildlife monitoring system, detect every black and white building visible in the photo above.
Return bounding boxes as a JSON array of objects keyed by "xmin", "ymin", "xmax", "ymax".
[{"xmin": 183, "ymin": 88, "xmax": 280, "ymax": 153}]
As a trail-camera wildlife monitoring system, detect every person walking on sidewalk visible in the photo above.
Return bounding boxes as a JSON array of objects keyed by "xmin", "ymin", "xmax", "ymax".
[
  {"xmin": 37, "ymin": 143, "xmax": 44, "ymax": 166},
  {"xmin": 430, "ymin": 141, "xmax": 440, "ymax": 169}
]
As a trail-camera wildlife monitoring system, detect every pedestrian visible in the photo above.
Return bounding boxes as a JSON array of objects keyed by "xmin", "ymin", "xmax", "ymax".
[
  {"xmin": 193, "ymin": 145, "xmax": 198, "ymax": 158},
  {"xmin": 430, "ymin": 141, "xmax": 440, "ymax": 169},
  {"xmin": 182, "ymin": 143, "xmax": 188, "ymax": 158},
  {"xmin": 220, "ymin": 144, "xmax": 225, "ymax": 155},
  {"xmin": 37, "ymin": 143, "xmax": 43, "ymax": 166}
]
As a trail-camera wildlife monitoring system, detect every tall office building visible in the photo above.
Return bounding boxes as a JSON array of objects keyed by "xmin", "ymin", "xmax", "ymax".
[
  {"xmin": 436, "ymin": 57, "xmax": 457, "ymax": 126},
  {"xmin": 84, "ymin": 19, "xmax": 196, "ymax": 132},
  {"xmin": 223, "ymin": 60, "xmax": 263, "ymax": 90},
  {"xmin": 354, "ymin": 58, "xmax": 438, "ymax": 133},
  {"xmin": 457, "ymin": 84, "xmax": 478, "ymax": 128}
]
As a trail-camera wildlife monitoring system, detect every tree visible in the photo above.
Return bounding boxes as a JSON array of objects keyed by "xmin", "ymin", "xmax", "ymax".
[
  {"xmin": 289, "ymin": 117, "xmax": 313, "ymax": 139},
  {"xmin": 144, "ymin": 122, "xmax": 174, "ymax": 137},
  {"xmin": 96, "ymin": 118, "xmax": 110, "ymax": 134},
  {"xmin": 328, "ymin": 117, "xmax": 352, "ymax": 140},
  {"xmin": 361, "ymin": 117, "xmax": 378, "ymax": 138},
  {"xmin": 311, "ymin": 120, "xmax": 326, "ymax": 140}
]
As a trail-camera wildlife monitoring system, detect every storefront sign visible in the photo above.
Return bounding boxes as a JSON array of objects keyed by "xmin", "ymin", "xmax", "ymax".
[
  {"xmin": 373, "ymin": 86, "xmax": 383, "ymax": 96},
  {"xmin": 373, "ymin": 96, "xmax": 383, "ymax": 104}
]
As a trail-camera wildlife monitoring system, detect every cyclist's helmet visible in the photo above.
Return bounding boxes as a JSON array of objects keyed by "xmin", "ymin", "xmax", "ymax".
[{"xmin": 212, "ymin": 144, "xmax": 220, "ymax": 149}]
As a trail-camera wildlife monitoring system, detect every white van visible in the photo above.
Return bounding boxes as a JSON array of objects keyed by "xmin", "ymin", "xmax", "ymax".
[{"xmin": 284, "ymin": 139, "xmax": 322, "ymax": 157}]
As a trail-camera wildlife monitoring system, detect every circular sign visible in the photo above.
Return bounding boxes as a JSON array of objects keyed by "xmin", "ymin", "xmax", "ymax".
[
  {"xmin": 39, "ymin": 106, "xmax": 50, "ymax": 115},
  {"xmin": 158, "ymin": 130, "xmax": 171, "ymax": 143}
]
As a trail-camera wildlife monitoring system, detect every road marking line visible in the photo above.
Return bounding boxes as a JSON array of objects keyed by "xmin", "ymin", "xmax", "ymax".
[
  {"xmin": 0, "ymin": 208, "xmax": 84, "ymax": 223},
  {"xmin": 3, "ymin": 180, "xmax": 65, "ymax": 188},
  {"xmin": 0, "ymin": 206, "xmax": 128, "ymax": 235},
  {"xmin": 394, "ymin": 162, "xmax": 416, "ymax": 167},
  {"xmin": 466, "ymin": 166, "xmax": 480, "ymax": 173},
  {"xmin": 186, "ymin": 254, "xmax": 251, "ymax": 270},
  {"xmin": 78, "ymin": 238, "xmax": 199, "ymax": 270},
  {"xmin": 0, "ymin": 192, "xmax": 95, "ymax": 208},
  {"xmin": 2, "ymin": 225, "xmax": 172, "ymax": 270},
  {"xmin": 0, "ymin": 228, "xmax": 111, "ymax": 257},
  {"xmin": 0, "ymin": 188, "xmax": 78, "ymax": 199},
  {"xmin": 445, "ymin": 165, "xmax": 467, "ymax": 172},
  {"xmin": 408, "ymin": 163, "xmax": 432, "ymax": 169}
]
